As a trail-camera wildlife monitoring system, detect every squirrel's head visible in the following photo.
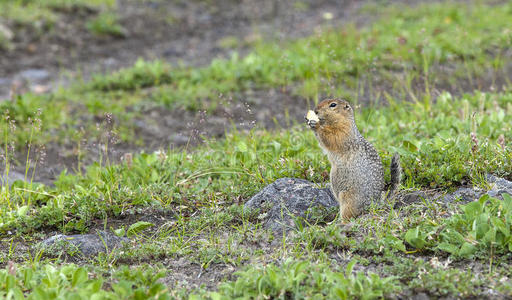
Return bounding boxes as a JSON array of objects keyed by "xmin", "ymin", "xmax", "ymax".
[
  {"xmin": 306, "ymin": 99, "xmax": 356, "ymax": 153},
  {"xmin": 310, "ymin": 99, "xmax": 354, "ymax": 131}
]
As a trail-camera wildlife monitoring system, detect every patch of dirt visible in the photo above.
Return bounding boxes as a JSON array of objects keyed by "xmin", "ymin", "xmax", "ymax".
[
  {"xmin": 0, "ymin": 0, "xmax": 363, "ymax": 184},
  {"xmin": 161, "ymin": 258, "xmax": 237, "ymax": 292},
  {"xmin": 0, "ymin": 0, "xmax": 363, "ymax": 98},
  {"xmin": 0, "ymin": 207, "xmax": 174, "ymax": 268},
  {"xmin": 1, "ymin": 0, "xmax": 511, "ymax": 186}
]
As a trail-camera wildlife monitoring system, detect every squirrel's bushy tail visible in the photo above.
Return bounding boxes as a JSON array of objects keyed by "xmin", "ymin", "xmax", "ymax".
[{"xmin": 388, "ymin": 153, "xmax": 401, "ymax": 197}]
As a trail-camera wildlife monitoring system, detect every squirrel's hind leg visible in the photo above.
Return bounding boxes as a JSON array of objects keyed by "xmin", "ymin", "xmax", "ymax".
[{"xmin": 337, "ymin": 190, "xmax": 359, "ymax": 221}]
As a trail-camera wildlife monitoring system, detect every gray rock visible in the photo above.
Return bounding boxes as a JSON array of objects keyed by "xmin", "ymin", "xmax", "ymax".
[
  {"xmin": 1, "ymin": 170, "xmax": 46, "ymax": 187},
  {"xmin": 411, "ymin": 293, "xmax": 430, "ymax": 300},
  {"xmin": 444, "ymin": 175, "xmax": 512, "ymax": 203},
  {"xmin": 17, "ymin": 69, "xmax": 50, "ymax": 84},
  {"xmin": 487, "ymin": 175, "xmax": 512, "ymax": 198},
  {"xmin": 245, "ymin": 178, "xmax": 338, "ymax": 232},
  {"xmin": 443, "ymin": 187, "xmax": 484, "ymax": 203},
  {"xmin": 245, "ymin": 176, "xmax": 512, "ymax": 232},
  {"xmin": 395, "ymin": 191, "xmax": 428, "ymax": 208},
  {"xmin": 0, "ymin": 77, "xmax": 10, "ymax": 85},
  {"xmin": 39, "ymin": 231, "xmax": 128, "ymax": 257},
  {"xmin": 172, "ymin": 134, "xmax": 190, "ymax": 145},
  {"xmin": 1, "ymin": 170, "xmax": 26, "ymax": 186}
]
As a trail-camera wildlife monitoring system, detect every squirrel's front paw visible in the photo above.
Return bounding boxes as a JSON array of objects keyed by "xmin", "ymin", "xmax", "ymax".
[{"xmin": 305, "ymin": 110, "xmax": 319, "ymax": 129}]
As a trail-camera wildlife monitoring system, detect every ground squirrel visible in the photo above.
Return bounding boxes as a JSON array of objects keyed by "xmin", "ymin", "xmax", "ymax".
[{"xmin": 306, "ymin": 99, "xmax": 401, "ymax": 220}]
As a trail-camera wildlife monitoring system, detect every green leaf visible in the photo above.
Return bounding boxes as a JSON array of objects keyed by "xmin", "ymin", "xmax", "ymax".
[
  {"xmin": 404, "ymin": 227, "xmax": 425, "ymax": 249},
  {"xmin": 437, "ymin": 242, "xmax": 458, "ymax": 254},
  {"xmin": 345, "ymin": 260, "xmax": 356, "ymax": 275},
  {"xmin": 271, "ymin": 141, "xmax": 281, "ymax": 153},
  {"xmin": 475, "ymin": 215, "xmax": 490, "ymax": 240},
  {"xmin": 22, "ymin": 268, "xmax": 33, "ymax": 286},
  {"xmin": 503, "ymin": 194, "xmax": 512, "ymax": 213},
  {"xmin": 440, "ymin": 228, "xmax": 466, "ymax": 245},
  {"xmin": 464, "ymin": 201, "xmax": 482, "ymax": 218},
  {"xmin": 72, "ymin": 268, "xmax": 88, "ymax": 287},
  {"xmin": 236, "ymin": 141, "xmax": 248, "ymax": 153},
  {"xmin": 333, "ymin": 288, "xmax": 348, "ymax": 300},
  {"xmin": 209, "ymin": 293, "xmax": 223, "ymax": 300},
  {"xmin": 492, "ymin": 217, "xmax": 509, "ymax": 236},
  {"xmin": 88, "ymin": 279, "xmax": 103, "ymax": 293},
  {"xmin": 6, "ymin": 287, "xmax": 24, "ymax": 300},
  {"xmin": 127, "ymin": 221, "xmax": 154, "ymax": 237},
  {"xmin": 113, "ymin": 227, "xmax": 126, "ymax": 237},
  {"xmin": 17, "ymin": 205, "xmax": 29, "ymax": 217},
  {"xmin": 478, "ymin": 194, "xmax": 490, "ymax": 206},
  {"xmin": 458, "ymin": 242, "xmax": 477, "ymax": 257},
  {"xmin": 402, "ymin": 140, "xmax": 418, "ymax": 152},
  {"xmin": 150, "ymin": 169, "xmax": 159, "ymax": 182},
  {"xmin": 5, "ymin": 275, "xmax": 16, "ymax": 291},
  {"xmin": 390, "ymin": 237, "xmax": 406, "ymax": 252},
  {"xmin": 483, "ymin": 227, "xmax": 497, "ymax": 244}
]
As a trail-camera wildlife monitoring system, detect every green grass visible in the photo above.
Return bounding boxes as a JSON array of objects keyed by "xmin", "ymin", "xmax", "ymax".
[
  {"xmin": 89, "ymin": 2, "xmax": 512, "ymax": 105},
  {"xmin": 405, "ymin": 193, "xmax": 512, "ymax": 258},
  {"xmin": 0, "ymin": 0, "xmax": 114, "ymax": 25},
  {"xmin": 0, "ymin": 259, "xmax": 401, "ymax": 299},
  {"xmin": 0, "ymin": 29, "xmax": 11, "ymax": 50},
  {"xmin": 2, "ymin": 87, "xmax": 511, "ymax": 297},
  {"xmin": 0, "ymin": 1, "xmax": 56, "ymax": 26},
  {"xmin": 5, "ymin": 88, "xmax": 511, "ymax": 228},
  {"xmin": 207, "ymin": 259, "xmax": 400, "ymax": 299},
  {"xmin": 0, "ymin": 0, "xmax": 117, "ymax": 45},
  {"xmin": 1, "ymin": 0, "xmax": 512, "ymax": 298},
  {"xmin": 1, "ymin": 1, "xmax": 511, "ymax": 150},
  {"xmin": 1, "ymin": 89, "xmax": 511, "ymax": 233},
  {"xmin": 0, "ymin": 262, "xmax": 171, "ymax": 299},
  {"xmin": 86, "ymin": 12, "xmax": 126, "ymax": 37}
]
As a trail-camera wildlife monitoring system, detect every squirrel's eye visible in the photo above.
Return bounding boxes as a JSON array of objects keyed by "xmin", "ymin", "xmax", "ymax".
[{"xmin": 329, "ymin": 103, "xmax": 337, "ymax": 108}]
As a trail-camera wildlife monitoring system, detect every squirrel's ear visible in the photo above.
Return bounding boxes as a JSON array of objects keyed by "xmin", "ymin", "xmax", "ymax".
[{"xmin": 344, "ymin": 103, "xmax": 351, "ymax": 110}]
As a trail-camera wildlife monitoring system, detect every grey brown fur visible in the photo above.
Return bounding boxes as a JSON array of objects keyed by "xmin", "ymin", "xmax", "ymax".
[{"xmin": 306, "ymin": 99, "xmax": 401, "ymax": 219}]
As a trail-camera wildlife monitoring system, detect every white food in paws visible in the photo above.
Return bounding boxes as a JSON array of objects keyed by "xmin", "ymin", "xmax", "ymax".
[{"xmin": 306, "ymin": 110, "xmax": 319, "ymax": 122}]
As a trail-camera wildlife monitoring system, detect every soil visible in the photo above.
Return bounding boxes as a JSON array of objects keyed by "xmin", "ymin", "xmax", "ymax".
[
  {"xmin": 2, "ymin": 0, "xmax": 510, "ymax": 186},
  {"xmin": 0, "ymin": 0, "xmax": 359, "ymax": 184},
  {"xmin": 0, "ymin": 0, "xmax": 364, "ymax": 97}
]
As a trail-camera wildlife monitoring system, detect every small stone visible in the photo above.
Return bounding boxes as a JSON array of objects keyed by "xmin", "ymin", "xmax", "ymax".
[
  {"xmin": 0, "ymin": 77, "xmax": 10, "ymax": 85},
  {"xmin": 444, "ymin": 187, "xmax": 483, "ymax": 203},
  {"xmin": 395, "ymin": 191, "xmax": 427, "ymax": 208},
  {"xmin": 17, "ymin": 69, "xmax": 50, "ymax": 84},
  {"xmin": 172, "ymin": 134, "xmax": 190, "ymax": 145},
  {"xmin": 487, "ymin": 175, "xmax": 512, "ymax": 197},
  {"xmin": 412, "ymin": 292, "xmax": 430, "ymax": 300},
  {"xmin": 1, "ymin": 170, "xmax": 26, "ymax": 185},
  {"xmin": 444, "ymin": 175, "xmax": 512, "ymax": 203},
  {"xmin": 0, "ymin": 23, "xmax": 14, "ymax": 41},
  {"xmin": 244, "ymin": 178, "xmax": 338, "ymax": 232},
  {"xmin": 38, "ymin": 230, "xmax": 128, "ymax": 257},
  {"xmin": 31, "ymin": 84, "xmax": 51, "ymax": 94}
]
